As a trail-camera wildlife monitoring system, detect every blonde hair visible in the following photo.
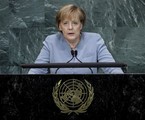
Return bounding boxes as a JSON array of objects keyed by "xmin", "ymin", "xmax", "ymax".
[{"xmin": 56, "ymin": 4, "xmax": 86, "ymax": 28}]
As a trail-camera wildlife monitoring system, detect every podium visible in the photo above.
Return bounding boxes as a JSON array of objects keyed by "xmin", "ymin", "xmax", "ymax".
[
  {"xmin": 1, "ymin": 63, "xmax": 145, "ymax": 120},
  {"xmin": 0, "ymin": 74, "xmax": 145, "ymax": 120},
  {"xmin": 20, "ymin": 62, "xmax": 128, "ymax": 73}
]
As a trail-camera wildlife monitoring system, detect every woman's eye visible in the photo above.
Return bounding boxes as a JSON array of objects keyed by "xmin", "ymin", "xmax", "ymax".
[
  {"xmin": 63, "ymin": 22, "xmax": 67, "ymax": 25},
  {"xmin": 73, "ymin": 22, "xmax": 78, "ymax": 24}
]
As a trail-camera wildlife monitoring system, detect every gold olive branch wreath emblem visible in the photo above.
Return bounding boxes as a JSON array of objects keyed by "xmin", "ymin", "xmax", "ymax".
[{"xmin": 52, "ymin": 79, "xmax": 94, "ymax": 115}]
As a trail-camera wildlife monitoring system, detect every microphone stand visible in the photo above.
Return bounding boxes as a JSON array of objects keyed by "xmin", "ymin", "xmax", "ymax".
[
  {"xmin": 55, "ymin": 49, "xmax": 75, "ymax": 74},
  {"xmin": 21, "ymin": 49, "xmax": 128, "ymax": 74},
  {"xmin": 72, "ymin": 50, "xmax": 94, "ymax": 74}
]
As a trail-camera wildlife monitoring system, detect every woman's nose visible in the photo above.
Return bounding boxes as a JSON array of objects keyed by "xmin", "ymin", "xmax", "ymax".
[{"xmin": 68, "ymin": 23, "xmax": 73, "ymax": 29}]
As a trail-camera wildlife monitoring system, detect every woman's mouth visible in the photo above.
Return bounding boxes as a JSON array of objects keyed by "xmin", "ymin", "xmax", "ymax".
[{"xmin": 68, "ymin": 33, "xmax": 74, "ymax": 35}]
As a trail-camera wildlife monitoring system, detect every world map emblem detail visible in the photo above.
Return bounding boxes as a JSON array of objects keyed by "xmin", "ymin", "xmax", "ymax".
[{"xmin": 52, "ymin": 79, "xmax": 94, "ymax": 115}]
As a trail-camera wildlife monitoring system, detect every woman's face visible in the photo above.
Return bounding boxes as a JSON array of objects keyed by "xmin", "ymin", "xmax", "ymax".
[{"xmin": 59, "ymin": 16, "xmax": 82, "ymax": 43}]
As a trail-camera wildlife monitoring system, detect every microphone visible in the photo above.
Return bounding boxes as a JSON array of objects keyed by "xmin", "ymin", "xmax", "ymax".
[
  {"xmin": 55, "ymin": 49, "xmax": 94, "ymax": 74},
  {"xmin": 72, "ymin": 49, "xmax": 93, "ymax": 74},
  {"xmin": 55, "ymin": 50, "xmax": 75, "ymax": 74}
]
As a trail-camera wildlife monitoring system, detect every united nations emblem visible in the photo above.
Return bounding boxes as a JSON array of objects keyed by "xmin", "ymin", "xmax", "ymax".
[{"xmin": 52, "ymin": 79, "xmax": 94, "ymax": 115}]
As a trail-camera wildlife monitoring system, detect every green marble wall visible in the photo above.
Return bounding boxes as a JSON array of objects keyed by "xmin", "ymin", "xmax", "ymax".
[{"xmin": 0, "ymin": 0, "xmax": 145, "ymax": 74}]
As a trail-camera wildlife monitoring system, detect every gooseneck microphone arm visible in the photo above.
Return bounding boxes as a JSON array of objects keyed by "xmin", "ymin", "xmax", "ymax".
[
  {"xmin": 72, "ymin": 50, "xmax": 93, "ymax": 74},
  {"xmin": 55, "ymin": 50, "xmax": 75, "ymax": 74}
]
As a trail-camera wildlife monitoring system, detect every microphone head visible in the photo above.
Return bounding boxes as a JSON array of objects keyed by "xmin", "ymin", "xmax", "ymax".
[
  {"xmin": 71, "ymin": 49, "xmax": 78, "ymax": 57},
  {"xmin": 71, "ymin": 49, "xmax": 75, "ymax": 57},
  {"xmin": 74, "ymin": 50, "xmax": 78, "ymax": 57}
]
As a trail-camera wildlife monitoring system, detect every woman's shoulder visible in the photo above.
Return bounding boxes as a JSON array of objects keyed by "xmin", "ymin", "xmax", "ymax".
[
  {"xmin": 45, "ymin": 32, "xmax": 59, "ymax": 40},
  {"xmin": 44, "ymin": 32, "xmax": 61, "ymax": 43},
  {"xmin": 82, "ymin": 32, "xmax": 102, "ymax": 40}
]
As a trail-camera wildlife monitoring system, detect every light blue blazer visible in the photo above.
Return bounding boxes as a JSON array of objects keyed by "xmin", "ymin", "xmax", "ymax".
[{"xmin": 28, "ymin": 32, "xmax": 123, "ymax": 74}]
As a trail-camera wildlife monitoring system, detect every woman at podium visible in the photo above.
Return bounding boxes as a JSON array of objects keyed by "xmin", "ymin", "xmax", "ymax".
[{"xmin": 28, "ymin": 4, "xmax": 123, "ymax": 74}]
